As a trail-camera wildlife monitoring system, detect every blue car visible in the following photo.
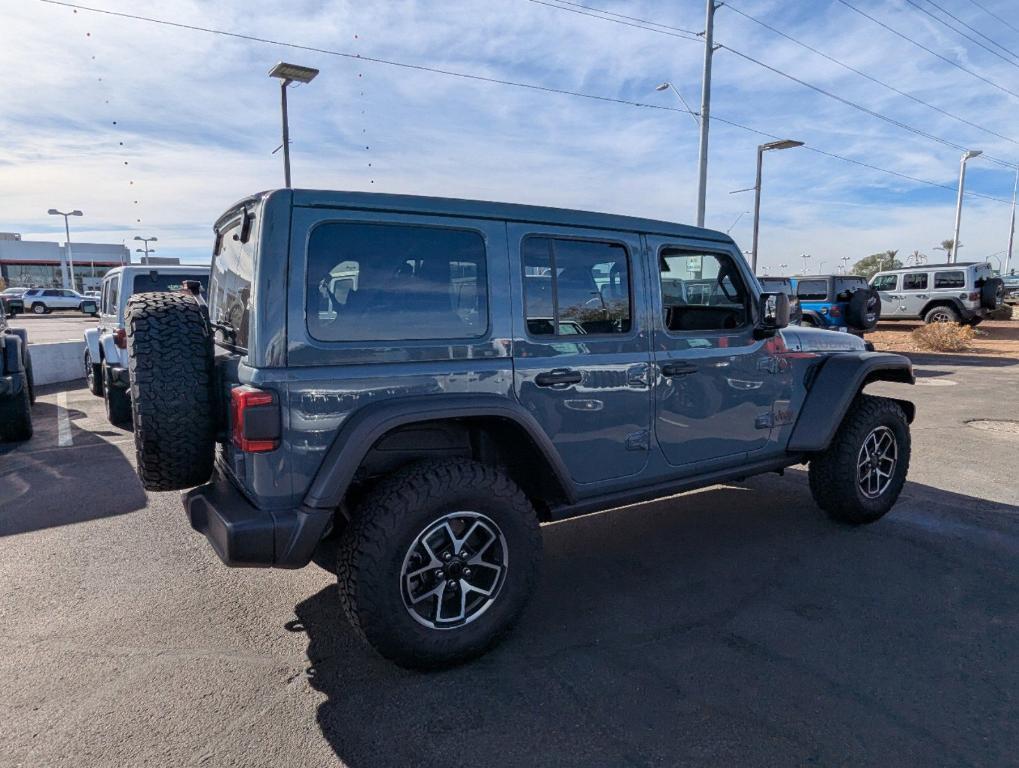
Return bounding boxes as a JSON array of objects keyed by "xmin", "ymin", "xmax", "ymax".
[{"xmin": 791, "ymin": 275, "xmax": 881, "ymax": 335}]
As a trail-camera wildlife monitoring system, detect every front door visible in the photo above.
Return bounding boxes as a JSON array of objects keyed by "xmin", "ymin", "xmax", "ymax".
[
  {"xmin": 648, "ymin": 239, "xmax": 788, "ymax": 470},
  {"xmin": 510, "ymin": 225, "xmax": 653, "ymax": 486},
  {"xmin": 871, "ymin": 273, "xmax": 902, "ymax": 317}
]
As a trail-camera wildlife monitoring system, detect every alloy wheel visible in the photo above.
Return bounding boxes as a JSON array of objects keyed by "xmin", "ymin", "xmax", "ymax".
[
  {"xmin": 857, "ymin": 426, "xmax": 897, "ymax": 499},
  {"xmin": 400, "ymin": 511, "xmax": 508, "ymax": 630}
]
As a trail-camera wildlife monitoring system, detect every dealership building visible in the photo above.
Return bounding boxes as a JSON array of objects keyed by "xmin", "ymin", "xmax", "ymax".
[{"xmin": 0, "ymin": 232, "xmax": 131, "ymax": 292}]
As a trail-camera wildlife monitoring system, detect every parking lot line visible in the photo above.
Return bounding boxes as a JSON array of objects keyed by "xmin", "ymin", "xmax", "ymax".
[{"xmin": 56, "ymin": 391, "xmax": 73, "ymax": 447}]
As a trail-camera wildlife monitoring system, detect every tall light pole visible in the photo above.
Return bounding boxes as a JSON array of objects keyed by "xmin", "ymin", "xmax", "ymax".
[
  {"xmin": 48, "ymin": 208, "xmax": 83, "ymax": 290},
  {"xmin": 801, "ymin": 253, "xmax": 811, "ymax": 274},
  {"xmin": 268, "ymin": 62, "xmax": 319, "ymax": 189},
  {"xmin": 840, "ymin": 255, "xmax": 851, "ymax": 274},
  {"xmin": 134, "ymin": 236, "xmax": 157, "ymax": 265},
  {"xmin": 694, "ymin": 0, "xmax": 719, "ymax": 228},
  {"xmin": 951, "ymin": 149, "xmax": 982, "ymax": 264},
  {"xmin": 1005, "ymin": 166, "xmax": 1017, "ymax": 276},
  {"xmin": 817, "ymin": 260, "xmax": 826, "ymax": 274},
  {"xmin": 749, "ymin": 139, "xmax": 804, "ymax": 273}
]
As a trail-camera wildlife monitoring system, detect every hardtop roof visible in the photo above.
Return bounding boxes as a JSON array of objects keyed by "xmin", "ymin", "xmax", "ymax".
[{"xmin": 219, "ymin": 189, "xmax": 737, "ymax": 245}]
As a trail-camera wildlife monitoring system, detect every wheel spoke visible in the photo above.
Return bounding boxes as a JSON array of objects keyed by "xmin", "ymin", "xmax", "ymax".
[{"xmin": 410, "ymin": 580, "xmax": 444, "ymax": 606}]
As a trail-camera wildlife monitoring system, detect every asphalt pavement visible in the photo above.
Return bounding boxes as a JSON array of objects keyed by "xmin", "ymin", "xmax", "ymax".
[
  {"xmin": 9, "ymin": 314, "xmax": 96, "ymax": 344},
  {"xmin": 1, "ymin": 357, "xmax": 1018, "ymax": 767}
]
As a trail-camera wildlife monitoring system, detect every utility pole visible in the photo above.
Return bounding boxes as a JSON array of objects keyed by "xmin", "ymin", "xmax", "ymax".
[
  {"xmin": 1006, "ymin": 166, "xmax": 1017, "ymax": 276},
  {"xmin": 952, "ymin": 149, "xmax": 982, "ymax": 263},
  {"xmin": 695, "ymin": 0, "xmax": 718, "ymax": 228}
]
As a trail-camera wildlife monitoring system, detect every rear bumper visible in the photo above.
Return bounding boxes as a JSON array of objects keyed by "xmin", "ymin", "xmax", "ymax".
[{"xmin": 181, "ymin": 471, "xmax": 332, "ymax": 568}]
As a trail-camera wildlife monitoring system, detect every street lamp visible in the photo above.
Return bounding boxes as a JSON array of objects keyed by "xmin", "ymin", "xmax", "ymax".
[
  {"xmin": 269, "ymin": 61, "xmax": 319, "ymax": 189},
  {"xmin": 655, "ymin": 81, "xmax": 703, "ymax": 226},
  {"xmin": 48, "ymin": 208, "xmax": 83, "ymax": 290},
  {"xmin": 801, "ymin": 253, "xmax": 811, "ymax": 274},
  {"xmin": 1005, "ymin": 166, "xmax": 1017, "ymax": 277},
  {"xmin": 726, "ymin": 211, "xmax": 751, "ymax": 235},
  {"xmin": 134, "ymin": 236, "xmax": 157, "ymax": 265},
  {"xmin": 749, "ymin": 139, "xmax": 804, "ymax": 272},
  {"xmin": 951, "ymin": 149, "xmax": 982, "ymax": 264}
]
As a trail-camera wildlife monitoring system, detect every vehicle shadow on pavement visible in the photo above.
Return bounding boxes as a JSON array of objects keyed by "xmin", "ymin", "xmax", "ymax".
[
  {"xmin": 293, "ymin": 473, "xmax": 1019, "ymax": 768},
  {"xmin": 0, "ymin": 400, "xmax": 146, "ymax": 537}
]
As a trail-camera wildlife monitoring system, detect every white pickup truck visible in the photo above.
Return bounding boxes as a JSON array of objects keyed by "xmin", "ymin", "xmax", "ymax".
[{"xmin": 84, "ymin": 265, "xmax": 210, "ymax": 425}]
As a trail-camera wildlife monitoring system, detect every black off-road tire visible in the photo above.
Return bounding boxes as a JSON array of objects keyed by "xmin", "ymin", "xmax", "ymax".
[
  {"xmin": 0, "ymin": 336, "xmax": 32, "ymax": 442},
  {"xmin": 847, "ymin": 287, "xmax": 881, "ymax": 331},
  {"xmin": 809, "ymin": 395, "xmax": 910, "ymax": 525},
  {"xmin": 126, "ymin": 292, "xmax": 215, "ymax": 491},
  {"xmin": 85, "ymin": 348, "xmax": 103, "ymax": 397},
  {"xmin": 924, "ymin": 304, "xmax": 960, "ymax": 324},
  {"xmin": 103, "ymin": 364, "xmax": 132, "ymax": 427},
  {"xmin": 337, "ymin": 459, "xmax": 542, "ymax": 669}
]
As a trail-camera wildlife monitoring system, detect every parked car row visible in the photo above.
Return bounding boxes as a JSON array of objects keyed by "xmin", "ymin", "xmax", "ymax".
[
  {"xmin": 0, "ymin": 286, "xmax": 97, "ymax": 316},
  {"xmin": 756, "ymin": 274, "xmax": 881, "ymax": 336}
]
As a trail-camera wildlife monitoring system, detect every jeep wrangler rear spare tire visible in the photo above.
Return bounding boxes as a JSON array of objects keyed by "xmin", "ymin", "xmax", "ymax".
[
  {"xmin": 337, "ymin": 459, "xmax": 542, "ymax": 669},
  {"xmin": 980, "ymin": 277, "xmax": 1004, "ymax": 310},
  {"xmin": 0, "ymin": 335, "xmax": 32, "ymax": 442},
  {"xmin": 808, "ymin": 394, "xmax": 910, "ymax": 525},
  {"xmin": 126, "ymin": 292, "xmax": 215, "ymax": 491},
  {"xmin": 846, "ymin": 287, "xmax": 881, "ymax": 331}
]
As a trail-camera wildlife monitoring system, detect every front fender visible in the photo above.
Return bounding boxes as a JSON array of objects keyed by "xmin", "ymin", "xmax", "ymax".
[
  {"xmin": 84, "ymin": 327, "xmax": 102, "ymax": 362},
  {"xmin": 787, "ymin": 352, "xmax": 914, "ymax": 453}
]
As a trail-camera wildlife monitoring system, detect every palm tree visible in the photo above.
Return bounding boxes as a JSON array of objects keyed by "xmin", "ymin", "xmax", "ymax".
[
  {"xmin": 934, "ymin": 239, "xmax": 956, "ymax": 260},
  {"xmin": 907, "ymin": 249, "xmax": 926, "ymax": 265}
]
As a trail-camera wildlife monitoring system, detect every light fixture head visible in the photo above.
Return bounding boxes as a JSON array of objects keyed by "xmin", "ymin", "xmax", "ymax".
[
  {"xmin": 964, "ymin": 149, "xmax": 983, "ymax": 160},
  {"xmin": 70, "ymin": 210, "xmax": 83, "ymax": 216},
  {"xmin": 655, "ymin": 82, "xmax": 671, "ymax": 91},
  {"xmin": 269, "ymin": 61, "xmax": 319, "ymax": 84},
  {"xmin": 762, "ymin": 139, "xmax": 804, "ymax": 152},
  {"xmin": 47, "ymin": 209, "xmax": 60, "ymax": 215}
]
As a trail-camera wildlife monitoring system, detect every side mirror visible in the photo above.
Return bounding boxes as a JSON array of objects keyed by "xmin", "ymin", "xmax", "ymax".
[{"xmin": 755, "ymin": 292, "xmax": 790, "ymax": 338}]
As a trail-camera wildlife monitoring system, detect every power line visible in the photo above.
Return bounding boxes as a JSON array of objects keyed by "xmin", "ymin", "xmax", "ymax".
[
  {"xmin": 725, "ymin": 2, "xmax": 1019, "ymax": 147},
  {"xmin": 922, "ymin": 0, "xmax": 1019, "ymax": 63},
  {"xmin": 31, "ymin": 0, "xmax": 1012, "ymax": 205},
  {"xmin": 901, "ymin": 0, "xmax": 1019, "ymax": 69},
  {"xmin": 528, "ymin": 0, "xmax": 700, "ymax": 38},
  {"xmin": 834, "ymin": 0, "xmax": 1019, "ymax": 101},
  {"xmin": 964, "ymin": 0, "xmax": 1019, "ymax": 37},
  {"xmin": 532, "ymin": 0, "xmax": 1018, "ymax": 167}
]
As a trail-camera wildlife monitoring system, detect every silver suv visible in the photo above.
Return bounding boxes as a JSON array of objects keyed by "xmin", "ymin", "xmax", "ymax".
[{"xmin": 870, "ymin": 262, "xmax": 1004, "ymax": 325}]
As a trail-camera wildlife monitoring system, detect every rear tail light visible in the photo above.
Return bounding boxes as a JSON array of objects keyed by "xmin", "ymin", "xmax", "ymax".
[
  {"xmin": 230, "ymin": 385, "xmax": 280, "ymax": 453},
  {"xmin": 968, "ymin": 291, "xmax": 979, "ymax": 301},
  {"xmin": 829, "ymin": 305, "xmax": 842, "ymax": 317},
  {"xmin": 113, "ymin": 328, "xmax": 127, "ymax": 349}
]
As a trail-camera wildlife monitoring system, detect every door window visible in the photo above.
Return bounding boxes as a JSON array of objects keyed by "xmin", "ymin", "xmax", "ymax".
[
  {"xmin": 659, "ymin": 249, "xmax": 748, "ymax": 332},
  {"xmin": 934, "ymin": 271, "xmax": 965, "ymax": 289},
  {"xmin": 903, "ymin": 273, "xmax": 928, "ymax": 290},
  {"xmin": 105, "ymin": 276, "xmax": 120, "ymax": 315},
  {"xmin": 43, "ymin": 289, "xmax": 60, "ymax": 297},
  {"xmin": 522, "ymin": 237, "xmax": 631, "ymax": 336}
]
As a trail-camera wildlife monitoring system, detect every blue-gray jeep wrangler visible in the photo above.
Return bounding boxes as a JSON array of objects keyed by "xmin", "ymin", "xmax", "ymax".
[{"xmin": 125, "ymin": 190, "xmax": 915, "ymax": 668}]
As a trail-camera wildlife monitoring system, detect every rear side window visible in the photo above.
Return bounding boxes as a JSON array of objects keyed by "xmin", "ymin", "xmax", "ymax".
[
  {"xmin": 903, "ymin": 273, "xmax": 928, "ymax": 290},
  {"xmin": 872, "ymin": 274, "xmax": 898, "ymax": 291},
  {"xmin": 835, "ymin": 277, "xmax": 868, "ymax": 294},
  {"xmin": 523, "ymin": 237, "xmax": 631, "ymax": 336},
  {"xmin": 105, "ymin": 276, "xmax": 120, "ymax": 315},
  {"xmin": 210, "ymin": 210, "xmax": 257, "ymax": 351},
  {"xmin": 796, "ymin": 279, "xmax": 828, "ymax": 300},
  {"xmin": 934, "ymin": 271, "xmax": 965, "ymax": 289},
  {"xmin": 307, "ymin": 222, "xmax": 488, "ymax": 342}
]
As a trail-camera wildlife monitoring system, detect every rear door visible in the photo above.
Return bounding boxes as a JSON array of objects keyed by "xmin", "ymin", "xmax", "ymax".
[
  {"xmin": 900, "ymin": 272, "xmax": 929, "ymax": 318},
  {"xmin": 509, "ymin": 224, "xmax": 653, "ymax": 486}
]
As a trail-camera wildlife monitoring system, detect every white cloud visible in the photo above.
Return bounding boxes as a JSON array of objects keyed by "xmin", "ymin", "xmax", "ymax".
[{"xmin": 0, "ymin": 0, "xmax": 1016, "ymax": 271}]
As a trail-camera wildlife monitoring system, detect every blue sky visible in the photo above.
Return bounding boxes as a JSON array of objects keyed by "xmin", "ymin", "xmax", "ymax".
[{"xmin": 1, "ymin": 0, "xmax": 1018, "ymax": 273}]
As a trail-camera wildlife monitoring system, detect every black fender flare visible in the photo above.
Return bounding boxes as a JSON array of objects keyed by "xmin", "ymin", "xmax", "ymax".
[
  {"xmin": 787, "ymin": 352, "xmax": 915, "ymax": 453},
  {"xmin": 919, "ymin": 297, "xmax": 967, "ymax": 318},
  {"xmin": 302, "ymin": 394, "xmax": 576, "ymax": 509}
]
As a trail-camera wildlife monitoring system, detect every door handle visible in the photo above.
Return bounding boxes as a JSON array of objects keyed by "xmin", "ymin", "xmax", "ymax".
[
  {"xmin": 661, "ymin": 361, "xmax": 698, "ymax": 377},
  {"xmin": 535, "ymin": 368, "xmax": 583, "ymax": 387}
]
